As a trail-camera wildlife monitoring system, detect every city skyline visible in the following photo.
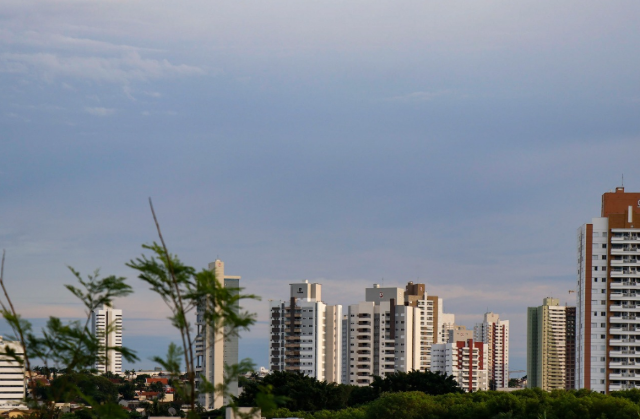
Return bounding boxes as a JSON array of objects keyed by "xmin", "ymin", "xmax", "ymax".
[{"xmin": 3, "ymin": 0, "xmax": 640, "ymax": 376}]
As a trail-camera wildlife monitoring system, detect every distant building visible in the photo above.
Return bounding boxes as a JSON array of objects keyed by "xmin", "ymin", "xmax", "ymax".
[
  {"xmin": 344, "ymin": 284, "xmax": 418, "ymax": 385},
  {"xmin": 195, "ymin": 259, "xmax": 240, "ymax": 410},
  {"xmin": 269, "ymin": 281, "xmax": 342, "ymax": 383},
  {"xmin": 431, "ymin": 331, "xmax": 489, "ymax": 392},
  {"xmin": 474, "ymin": 312, "xmax": 509, "ymax": 389},
  {"xmin": 91, "ymin": 304, "xmax": 122, "ymax": 375},
  {"xmin": 0, "ymin": 337, "xmax": 25, "ymax": 402},
  {"xmin": 342, "ymin": 282, "xmax": 455, "ymax": 386},
  {"xmin": 565, "ymin": 306, "xmax": 576, "ymax": 390},
  {"xmin": 527, "ymin": 297, "xmax": 569, "ymax": 391}
]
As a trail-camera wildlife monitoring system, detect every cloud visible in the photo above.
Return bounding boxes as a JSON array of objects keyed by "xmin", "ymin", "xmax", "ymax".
[
  {"xmin": 0, "ymin": 51, "xmax": 206, "ymax": 84},
  {"xmin": 84, "ymin": 106, "xmax": 114, "ymax": 116}
]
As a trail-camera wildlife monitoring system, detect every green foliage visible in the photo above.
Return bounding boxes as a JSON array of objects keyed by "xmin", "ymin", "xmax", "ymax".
[
  {"xmin": 127, "ymin": 241, "xmax": 260, "ymax": 415},
  {"xmin": 40, "ymin": 373, "xmax": 119, "ymax": 404},
  {"xmin": 370, "ymin": 369, "xmax": 464, "ymax": 397},
  {"xmin": 118, "ymin": 380, "xmax": 136, "ymax": 400}
]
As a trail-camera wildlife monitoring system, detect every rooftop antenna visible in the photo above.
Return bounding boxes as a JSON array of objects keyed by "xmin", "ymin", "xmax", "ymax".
[{"xmin": 622, "ymin": 174, "xmax": 624, "ymax": 187}]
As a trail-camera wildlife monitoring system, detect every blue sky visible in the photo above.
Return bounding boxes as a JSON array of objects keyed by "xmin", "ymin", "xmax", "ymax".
[{"xmin": 2, "ymin": 0, "xmax": 640, "ymax": 375}]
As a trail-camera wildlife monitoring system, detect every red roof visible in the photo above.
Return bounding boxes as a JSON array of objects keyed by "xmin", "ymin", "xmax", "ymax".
[{"xmin": 145, "ymin": 377, "xmax": 168, "ymax": 385}]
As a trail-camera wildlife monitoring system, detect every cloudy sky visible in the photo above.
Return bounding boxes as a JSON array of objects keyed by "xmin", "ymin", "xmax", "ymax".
[{"xmin": 2, "ymin": 0, "xmax": 640, "ymax": 375}]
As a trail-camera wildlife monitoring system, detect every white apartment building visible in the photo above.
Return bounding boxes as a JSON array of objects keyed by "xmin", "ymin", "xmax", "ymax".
[
  {"xmin": 431, "ymin": 330, "xmax": 489, "ymax": 392},
  {"xmin": 343, "ymin": 282, "xmax": 455, "ymax": 386},
  {"xmin": 0, "ymin": 337, "xmax": 25, "ymax": 401},
  {"xmin": 577, "ymin": 187, "xmax": 640, "ymax": 393},
  {"xmin": 345, "ymin": 284, "xmax": 420, "ymax": 386},
  {"xmin": 474, "ymin": 312, "xmax": 509, "ymax": 389},
  {"xmin": 91, "ymin": 304, "xmax": 122, "ymax": 375},
  {"xmin": 195, "ymin": 259, "xmax": 240, "ymax": 410},
  {"xmin": 269, "ymin": 281, "xmax": 342, "ymax": 383}
]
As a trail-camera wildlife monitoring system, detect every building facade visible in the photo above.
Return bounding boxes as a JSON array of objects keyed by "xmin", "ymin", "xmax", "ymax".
[
  {"xmin": 91, "ymin": 304, "xmax": 122, "ymax": 375},
  {"xmin": 474, "ymin": 312, "xmax": 509, "ymax": 389},
  {"xmin": 269, "ymin": 281, "xmax": 343, "ymax": 383},
  {"xmin": 0, "ymin": 337, "xmax": 25, "ymax": 401},
  {"xmin": 527, "ymin": 297, "xmax": 567, "ymax": 391},
  {"xmin": 577, "ymin": 187, "xmax": 640, "ymax": 392},
  {"xmin": 431, "ymin": 331, "xmax": 489, "ymax": 392},
  {"xmin": 195, "ymin": 259, "xmax": 240, "ymax": 410},
  {"xmin": 344, "ymin": 285, "xmax": 422, "ymax": 385}
]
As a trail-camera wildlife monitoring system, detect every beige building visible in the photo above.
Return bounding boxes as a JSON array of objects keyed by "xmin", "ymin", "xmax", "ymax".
[
  {"xmin": 527, "ymin": 297, "xmax": 567, "ymax": 390},
  {"xmin": 269, "ymin": 281, "xmax": 343, "ymax": 383},
  {"xmin": 474, "ymin": 312, "xmax": 510, "ymax": 389},
  {"xmin": 195, "ymin": 259, "xmax": 240, "ymax": 410}
]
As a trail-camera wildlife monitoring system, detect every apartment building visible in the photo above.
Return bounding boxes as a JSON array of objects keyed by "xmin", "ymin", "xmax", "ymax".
[
  {"xmin": 577, "ymin": 187, "xmax": 640, "ymax": 392},
  {"xmin": 91, "ymin": 304, "xmax": 123, "ymax": 375},
  {"xmin": 566, "ymin": 306, "xmax": 577, "ymax": 390},
  {"xmin": 0, "ymin": 337, "xmax": 25, "ymax": 401},
  {"xmin": 527, "ymin": 297, "xmax": 568, "ymax": 390},
  {"xmin": 269, "ymin": 281, "xmax": 343, "ymax": 383},
  {"xmin": 345, "ymin": 285, "xmax": 418, "ymax": 385},
  {"xmin": 431, "ymin": 329, "xmax": 489, "ymax": 392},
  {"xmin": 195, "ymin": 259, "xmax": 240, "ymax": 410},
  {"xmin": 474, "ymin": 312, "xmax": 509, "ymax": 389}
]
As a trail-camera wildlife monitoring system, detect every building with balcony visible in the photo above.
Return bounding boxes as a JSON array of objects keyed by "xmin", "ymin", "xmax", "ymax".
[
  {"xmin": 195, "ymin": 259, "xmax": 240, "ymax": 410},
  {"xmin": 91, "ymin": 304, "xmax": 122, "ymax": 375},
  {"xmin": 431, "ymin": 331, "xmax": 489, "ymax": 392},
  {"xmin": 0, "ymin": 337, "xmax": 25, "ymax": 401},
  {"xmin": 269, "ymin": 281, "xmax": 343, "ymax": 383},
  {"xmin": 474, "ymin": 312, "xmax": 509, "ymax": 389},
  {"xmin": 577, "ymin": 186, "xmax": 640, "ymax": 392},
  {"xmin": 527, "ymin": 297, "xmax": 569, "ymax": 391},
  {"xmin": 343, "ymin": 282, "xmax": 455, "ymax": 386}
]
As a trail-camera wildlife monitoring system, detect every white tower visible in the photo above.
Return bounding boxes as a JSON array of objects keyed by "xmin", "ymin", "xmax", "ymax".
[
  {"xmin": 195, "ymin": 259, "xmax": 240, "ymax": 410},
  {"xmin": 91, "ymin": 304, "xmax": 123, "ymax": 375}
]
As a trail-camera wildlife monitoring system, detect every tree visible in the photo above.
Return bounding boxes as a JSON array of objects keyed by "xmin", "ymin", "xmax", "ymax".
[
  {"xmin": 126, "ymin": 200, "xmax": 262, "ymax": 417},
  {"xmin": 369, "ymin": 370, "xmax": 464, "ymax": 397},
  {"xmin": 0, "ymin": 250, "xmax": 138, "ymax": 419}
]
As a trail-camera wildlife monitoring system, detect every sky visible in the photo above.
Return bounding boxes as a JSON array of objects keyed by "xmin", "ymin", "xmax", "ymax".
[{"xmin": 2, "ymin": 0, "xmax": 640, "ymax": 376}]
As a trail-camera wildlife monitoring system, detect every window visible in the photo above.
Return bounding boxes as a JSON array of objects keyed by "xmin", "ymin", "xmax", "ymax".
[
  {"xmin": 603, "ymin": 266, "xmax": 607, "ymax": 271},
  {"xmin": 594, "ymin": 267, "xmax": 598, "ymax": 271},
  {"xmin": 601, "ymin": 312, "xmax": 606, "ymax": 316},
  {"xmin": 602, "ymin": 255, "xmax": 607, "ymax": 260},
  {"xmin": 603, "ymin": 232, "xmax": 607, "ymax": 237},
  {"xmin": 602, "ymin": 290, "xmax": 606, "ymax": 294},
  {"xmin": 594, "ymin": 312, "xmax": 598, "ymax": 316},
  {"xmin": 593, "ymin": 255, "xmax": 599, "ymax": 260},
  {"xmin": 594, "ymin": 278, "xmax": 598, "ymax": 282},
  {"xmin": 603, "ymin": 277, "xmax": 607, "ymax": 282},
  {"xmin": 602, "ymin": 244, "xmax": 607, "ymax": 249},
  {"xmin": 601, "ymin": 334, "xmax": 605, "ymax": 339},
  {"xmin": 601, "ymin": 323, "xmax": 606, "ymax": 327},
  {"xmin": 601, "ymin": 357, "xmax": 606, "ymax": 361},
  {"xmin": 601, "ymin": 300, "xmax": 606, "ymax": 304}
]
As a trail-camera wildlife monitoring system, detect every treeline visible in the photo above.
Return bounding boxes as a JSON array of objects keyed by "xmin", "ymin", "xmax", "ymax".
[
  {"xmin": 238, "ymin": 371, "xmax": 640, "ymax": 419},
  {"xmin": 237, "ymin": 370, "xmax": 463, "ymax": 412}
]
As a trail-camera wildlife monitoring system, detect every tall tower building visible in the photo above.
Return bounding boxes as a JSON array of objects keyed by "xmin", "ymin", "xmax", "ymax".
[
  {"xmin": 577, "ymin": 186, "xmax": 640, "ymax": 392},
  {"xmin": 195, "ymin": 259, "xmax": 240, "ymax": 410},
  {"xmin": 566, "ymin": 306, "xmax": 576, "ymax": 390},
  {"xmin": 527, "ymin": 297, "xmax": 567, "ymax": 390},
  {"xmin": 345, "ymin": 285, "xmax": 416, "ymax": 385},
  {"xmin": 474, "ymin": 312, "xmax": 509, "ymax": 389},
  {"xmin": 269, "ymin": 281, "xmax": 342, "ymax": 383},
  {"xmin": 91, "ymin": 304, "xmax": 122, "ymax": 375}
]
